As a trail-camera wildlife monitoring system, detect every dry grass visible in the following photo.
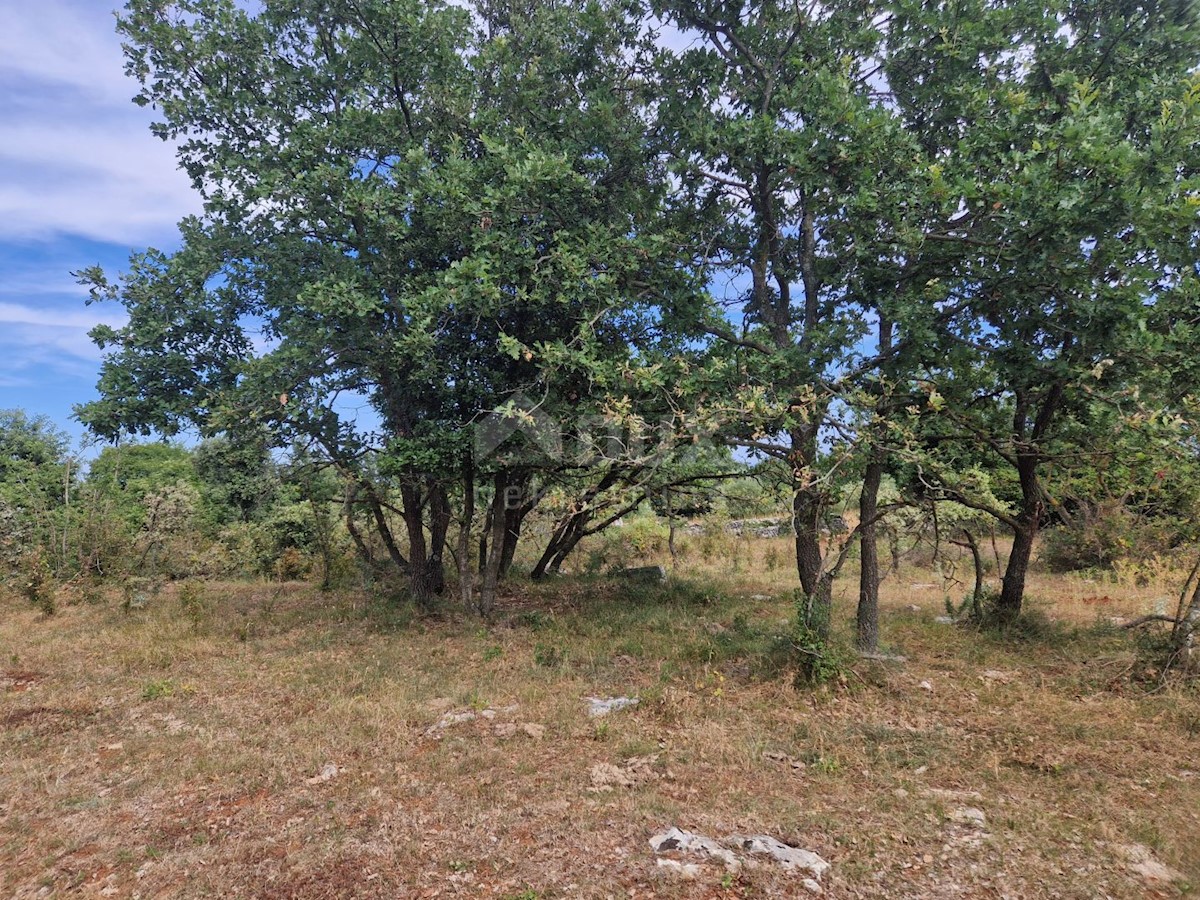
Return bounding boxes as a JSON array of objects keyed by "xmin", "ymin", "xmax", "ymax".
[{"xmin": 1, "ymin": 542, "xmax": 1198, "ymax": 899}]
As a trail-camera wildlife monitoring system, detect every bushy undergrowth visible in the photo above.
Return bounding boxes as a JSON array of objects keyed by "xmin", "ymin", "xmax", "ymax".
[
  {"xmin": 583, "ymin": 516, "xmax": 672, "ymax": 572},
  {"xmin": 1041, "ymin": 502, "xmax": 1182, "ymax": 573}
]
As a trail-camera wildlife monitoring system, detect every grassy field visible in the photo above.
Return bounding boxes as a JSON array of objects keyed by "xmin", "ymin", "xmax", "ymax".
[{"xmin": 2, "ymin": 539, "xmax": 1198, "ymax": 898}]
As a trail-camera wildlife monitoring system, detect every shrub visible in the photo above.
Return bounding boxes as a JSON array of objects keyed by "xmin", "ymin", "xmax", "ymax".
[
  {"xmin": 20, "ymin": 547, "xmax": 54, "ymax": 616},
  {"xmin": 1040, "ymin": 501, "xmax": 1177, "ymax": 573},
  {"xmin": 177, "ymin": 581, "xmax": 209, "ymax": 629},
  {"xmin": 273, "ymin": 547, "xmax": 311, "ymax": 581}
]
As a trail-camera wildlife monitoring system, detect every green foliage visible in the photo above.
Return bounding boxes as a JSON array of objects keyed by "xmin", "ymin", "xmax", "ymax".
[
  {"xmin": 944, "ymin": 587, "xmax": 997, "ymax": 624},
  {"xmin": 45, "ymin": 0, "xmax": 1200, "ymax": 636},
  {"xmin": 75, "ymin": 0, "xmax": 711, "ymax": 613},
  {"xmin": 141, "ymin": 679, "xmax": 175, "ymax": 701},
  {"xmin": 510, "ymin": 611, "xmax": 553, "ymax": 632},
  {"xmin": 684, "ymin": 613, "xmax": 794, "ymax": 679},
  {"xmin": 19, "ymin": 547, "xmax": 54, "ymax": 616},
  {"xmin": 588, "ymin": 515, "xmax": 670, "ymax": 570},
  {"xmin": 606, "ymin": 576, "xmax": 724, "ymax": 610},
  {"xmin": 123, "ymin": 577, "xmax": 160, "ymax": 613},
  {"xmin": 0, "ymin": 410, "xmax": 74, "ymax": 575},
  {"xmin": 1041, "ymin": 503, "xmax": 1179, "ymax": 573},
  {"xmin": 973, "ymin": 603, "xmax": 1068, "ymax": 645},
  {"xmin": 791, "ymin": 592, "xmax": 850, "ymax": 687},
  {"xmin": 135, "ymin": 481, "xmax": 203, "ymax": 578},
  {"xmin": 177, "ymin": 581, "xmax": 209, "ymax": 630},
  {"xmin": 790, "ymin": 622, "xmax": 848, "ymax": 688},
  {"xmin": 532, "ymin": 642, "xmax": 567, "ymax": 669},
  {"xmin": 273, "ymin": 547, "xmax": 310, "ymax": 582},
  {"xmin": 192, "ymin": 433, "xmax": 278, "ymax": 525},
  {"xmin": 85, "ymin": 444, "xmax": 199, "ymax": 530}
]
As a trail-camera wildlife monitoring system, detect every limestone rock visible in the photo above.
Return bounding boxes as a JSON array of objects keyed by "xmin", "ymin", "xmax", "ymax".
[
  {"xmin": 649, "ymin": 827, "xmax": 740, "ymax": 872},
  {"xmin": 729, "ymin": 834, "xmax": 830, "ymax": 879},
  {"xmin": 586, "ymin": 696, "xmax": 639, "ymax": 717}
]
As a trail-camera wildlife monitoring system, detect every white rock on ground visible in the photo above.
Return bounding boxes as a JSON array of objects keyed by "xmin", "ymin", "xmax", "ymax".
[
  {"xmin": 979, "ymin": 670, "xmax": 1015, "ymax": 683},
  {"xmin": 729, "ymin": 834, "xmax": 831, "ymax": 880},
  {"xmin": 655, "ymin": 858, "xmax": 703, "ymax": 879},
  {"xmin": 586, "ymin": 696, "xmax": 639, "ymax": 717},
  {"xmin": 424, "ymin": 704, "xmax": 520, "ymax": 737},
  {"xmin": 649, "ymin": 827, "xmax": 741, "ymax": 872},
  {"xmin": 923, "ymin": 788, "xmax": 984, "ymax": 802},
  {"xmin": 650, "ymin": 827, "xmax": 830, "ymax": 881},
  {"xmin": 305, "ymin": 762, "xmax": 341, "ymax": 785},
  {"xmin": 1117, "ymin": 843, "xmax": 1185, "ymax": 884}
]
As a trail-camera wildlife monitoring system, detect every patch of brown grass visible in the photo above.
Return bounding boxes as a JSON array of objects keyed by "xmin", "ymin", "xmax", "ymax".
[{"xmin": 0, "ymin": 562, "xmax": 1196, "ymax": 899}]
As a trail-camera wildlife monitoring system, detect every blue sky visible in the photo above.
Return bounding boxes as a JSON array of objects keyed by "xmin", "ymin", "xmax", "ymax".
[{"xmin": 0, "ymin": 1, "xmax": 197, "ymax": 445}]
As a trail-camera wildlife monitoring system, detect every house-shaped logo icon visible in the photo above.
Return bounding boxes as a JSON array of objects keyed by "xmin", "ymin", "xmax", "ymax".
[{"xmin": 474, "ymin": 394, "xmax": 562, "ymax": 462}]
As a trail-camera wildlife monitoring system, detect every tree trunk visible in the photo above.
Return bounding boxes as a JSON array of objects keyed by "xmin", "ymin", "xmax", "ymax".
[
  {"xmin": 497, "ymin": 477, "xmax": 532, "ymax": 578},
  {"xmin": 477, "ymin": 473, "xmax": 509, "ymax": 617},
  {"xmin": 365, "ymin": 484, "xmax": 408, "ymax": 573},
  {"xmin": 998, "ymin": 455, "xmax": 1044, "ymax": 621},
  {"xmin": 1174, "ymin": 572, "xmax": 1200, "ymax": 673},
  {"xmin": 531, "ymin": 514, "xmax": 580, "ymax": 580},
  {"xmin": 457, "ymin": 461, "xmax": 476, "ymax": 613},
  {"xmin": 307, "ymin": 495, "xmax": 335, "ymax": 590},
  {"xmin": 342, "ymin": 482, "xmax": 374, "ymax": 568},
  {"xmin": 478, "ymin": 502, "xmax": 493, "ymax": 576},
  {"xmin": 857, "ymin": 455, "xmax": 883, "ymax": 652},
  {"xmin": 791, "ymin": 428, "xmax": 830, "ymax": 637},
  {"xmin": 400, "ymin": 481, "xmax": 434, "ymax": 611},
  {"xmin": 999, "ymin": 525, "xmax": 1035, "ymax": 620},
  {"xmin": 858, "ymin": 314, "xmax": 893, "ymax": 652},
  {"xmin": 960, "ymin": 528, "xmax": 984, "ymax": 618},
  {"xmin": 427, "ymin": 482, "xmax": 450, "ymax": 596}
]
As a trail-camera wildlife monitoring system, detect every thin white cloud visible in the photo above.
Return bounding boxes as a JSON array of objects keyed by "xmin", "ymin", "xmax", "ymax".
[
  {"xmin": 0, "ymin": 4, "xmax": 132, "ymax": 105},
  {"xmin": 1, "ymin": 326, "xmax": 107, "ymax": 367},
  {"xmin": 0, "ymin": 1, "xmax": 198, "ymax": 244},
  {"xmin": 0, "ymin": 300, "xmax": 125, "ymax": 331},
  {"xmin": 0, "ymin": 300, "xmax": 126, "ymax": 389}
]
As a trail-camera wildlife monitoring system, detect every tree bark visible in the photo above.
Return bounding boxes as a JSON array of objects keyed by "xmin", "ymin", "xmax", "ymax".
[
  {"xmin": 790, "ymin": 422, "xmax": 832, "ymax": 637},
  {"xmin": 857, "ymin": 454, "xmax": 883, "ymax": 652},
  {"xmin": 857, "ymin": 314, "xmax": 892, "ymax": 652},
  {"xmin": 497, "ymin": 474, "xmax": 533, "ymax": 578},
  {"xmin": 427, "ymin": 482, "xmax": 450, "ymax": 596},
  {"xmin": 477, "ymin": 472, "xmax": 509, "ymax": 617},
  {"xmin": 365, "ymin": 483, "xmax": 408, "ymax": 573},
  {"xmin": 998, "ymin": 454, "xmax": 1044, "ymax": 621},
  {"xmin": 457, "ymin": 460, "xmax": 476, "ymax": 613},
  {"xmin": 999, "ymin": 525, "xmax": 1035, "ymax": 620},
  {"xmin": 1174, "ymin": 570, "xmax": 1200, "ymax": 672},
  {"xmin": 530, "ymin": 469, "xmax": 622, "ymax": 579},
  {"xmin": 961, "ymin": 528, "xmax": 984, "ymax": 615},
  {"xmin": 531, "ymin": 512, "xmax": 583, "ymax": 580},
  {"xmin": 342, "ymin": 482, "xmax": 373, "ymax": 568},
  {"xmin": 400, "ymin": 481, "xmax": 434, "ymax": 611}
]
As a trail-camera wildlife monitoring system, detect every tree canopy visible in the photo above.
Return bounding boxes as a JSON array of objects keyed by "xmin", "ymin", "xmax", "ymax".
[{"xmin": 73, "ymin": 0, "xmax": 1200, "ymax": 642}]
